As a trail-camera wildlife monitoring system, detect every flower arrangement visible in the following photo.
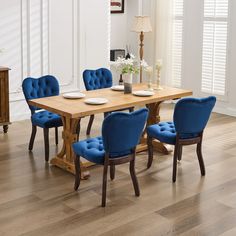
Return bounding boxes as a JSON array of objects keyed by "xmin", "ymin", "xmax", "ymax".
[
  {"xmin": 114, "ymin": 54, "xmax": 149, "ymax": 75},
  {"xmin": 114, "ymin": 54, "xmax": 140, "ymax": 74}
]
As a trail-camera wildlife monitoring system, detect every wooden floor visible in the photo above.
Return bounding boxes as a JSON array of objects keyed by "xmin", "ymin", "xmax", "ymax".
[{"xmin": 1, "ymin": 104, "xmax": 236, "ymax": 236}]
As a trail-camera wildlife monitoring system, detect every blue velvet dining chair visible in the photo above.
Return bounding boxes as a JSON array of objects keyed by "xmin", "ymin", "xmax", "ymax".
[
  {"xmin": 22, "ymin": 75, "xmax": 63, "ymax": 162},
  {"xmin": 83, "ymin": 68, "xmax": 134, "ymax": 135},
  {"xmin": 147, "ymin": 96, "xmax": 216, "ymax": 182},
  {"xmin": 73, "ymin": 108, "xmax": 149, "ymax": 207}
]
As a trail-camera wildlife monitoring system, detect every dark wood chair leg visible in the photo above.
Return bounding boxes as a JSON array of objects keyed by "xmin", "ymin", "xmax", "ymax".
[
  {"xmin": 101, "ymin": 162, "xmax": 109, "ymax": 207},
  {"xmin": 129, "ymin": 156, "xmax": 140, "ymax": 196},
  {"xmin": 129, "ymin": 107, "xmax": 134, "ymax": 112},
  {"xmin": 29, "ymin": 125, "xmax": 37, "ymax": 151},
  {"xmin": 110, "ymin": 165, "xmax": 115, "ymax": 180},
  {"xmin": 74, "ymin": 155, "xmax": 81, "ymax": 190},
  {"xmin": 3, "ymin": 125, "xmax": 8, "ymax": 133},
  {"xmin": 178, "ymin": 145, "xmax": 182, "ymax": 161},
  {"xmin": 86, "ymin": 115, "xmax": 94, "ymax": 136},
  {"xmin": 172, "ymin": 143, "xmax": 179, "ymax": 183},
  {"xmin": 147, "ymin": 136, "xmax": 153, "ymax": 169},
  {"xmin": 43, "ymin": 128, "xmax": 49, "ymax": 162},
  {"xmin": 197, "ymin": 140, "xmax": 205, "ymax": 176},
  {"xmin": 55, "ymin": 127, "xmax": 58, "ymax": 145}
]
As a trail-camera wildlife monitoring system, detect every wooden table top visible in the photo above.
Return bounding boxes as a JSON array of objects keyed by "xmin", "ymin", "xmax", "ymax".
[{"xmin": 28, "ymin": 84, "xmax": 192, "ymax": 118}]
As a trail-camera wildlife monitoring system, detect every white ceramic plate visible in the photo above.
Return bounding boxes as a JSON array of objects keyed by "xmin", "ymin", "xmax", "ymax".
[
  {"xmin": 132, "ymin": 90, "xmax": 155, "ymax": 97},
  {"xmin": 63, "ymin": 92, "xmax": 85, "ymax": 99},
  {"xmin": 111, "ymin": 85, "xmax": 124, "ymax": 91},
  {"xmin": 84, "ymin": 98, "xmax": 108, "ymax": 105}
]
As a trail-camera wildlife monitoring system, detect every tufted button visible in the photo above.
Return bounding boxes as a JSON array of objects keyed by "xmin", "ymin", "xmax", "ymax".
[{"xmin": 160, "ymin": 128, "xmax": 165, "ymax": 131}]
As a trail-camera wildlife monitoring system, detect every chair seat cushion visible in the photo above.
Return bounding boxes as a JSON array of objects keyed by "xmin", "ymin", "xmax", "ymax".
[
  {"xmin": 31, "ymin": 110, "xmax": 62, "ymax": 128},
  {"xmin": 147, "ymin": 122, "xmax": 177, "ymax": 145},
  {"xmin": 147, "ymin": 122, "xmax": 200, "ymax": 145},
  {"xmin": 73, "ymin": 136, "xmax": 131, "ymax": 165}
]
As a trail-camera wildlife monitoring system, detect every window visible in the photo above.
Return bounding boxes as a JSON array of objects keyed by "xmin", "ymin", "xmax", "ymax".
[
  {"xmin": 172, "ymin": 0, "xmax": 184, "ymax": 88},
  {"xmin": 201, "ymin": 0, "xmax": 229, "ymax": 96}
]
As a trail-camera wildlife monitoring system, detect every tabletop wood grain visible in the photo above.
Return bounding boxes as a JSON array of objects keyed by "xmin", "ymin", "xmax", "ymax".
[{"xmin": 28, "ymin": 84, "xmax": 192, "ymax": 118}]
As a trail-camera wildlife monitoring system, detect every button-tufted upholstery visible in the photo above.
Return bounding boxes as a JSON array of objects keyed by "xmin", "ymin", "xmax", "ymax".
[
  {"xmin": 73, "ymin": 137, "xmax": 105, "ymax": 164},
  {"xmin": 147, "ymin": 97, "xmax": 216, "ymax": 145},
  {"xmin": 83, "ymin": 68, "xmax": 112, "ymax": 91},
  {"xmin": 22, "ymin": 75, "xmax": 60, "ymax": 112},
  {"xmin": 22, "ymin": 75, "xmax": 62, "ymax": 162},
  {"xmin": 32, "ymin": 111, "xmax": 62, "ymax": 129},
  {"xmin": 73, "ymin": 108, "xmax": 148, "ymax": 164},
  {"xmin": 147, "ymin": 122, "xmax": 177, "ymax": 145}
]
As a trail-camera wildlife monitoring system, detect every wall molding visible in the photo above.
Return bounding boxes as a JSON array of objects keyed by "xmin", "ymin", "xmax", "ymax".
[{"xmin": 8, "ymin": 0, "xmax": 79, "ymax": 102}]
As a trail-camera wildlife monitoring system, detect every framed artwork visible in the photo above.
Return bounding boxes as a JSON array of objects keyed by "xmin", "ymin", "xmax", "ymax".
[{"xmin": 110, "ymin": 0, "xmax": 124, "ymax": 14}]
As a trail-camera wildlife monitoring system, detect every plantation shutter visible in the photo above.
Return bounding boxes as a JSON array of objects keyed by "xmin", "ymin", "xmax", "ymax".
[
  {"xmin": 172, "ymin": 0, "xmax": 184, "ymax": 88},
  {"xmin": 201, "ymin": 0, "xmax": 229, "ymax": 96}
]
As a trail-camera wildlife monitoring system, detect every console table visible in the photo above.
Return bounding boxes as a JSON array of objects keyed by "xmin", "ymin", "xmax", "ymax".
[{"xmin": 0, "ymin": 67, "xmax": 10, "ymax": 133}]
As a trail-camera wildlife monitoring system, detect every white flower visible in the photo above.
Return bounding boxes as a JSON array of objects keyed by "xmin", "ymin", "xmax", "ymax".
[{"xmin": 130, "ymin": 53, "xmax": 135, "ymax": 59}]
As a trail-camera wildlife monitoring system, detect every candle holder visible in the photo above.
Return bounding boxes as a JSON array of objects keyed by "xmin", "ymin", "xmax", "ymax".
[
  {"xmin": 144, "ymin": 66, "xmax": 154, "ymax": 91},
  {"xmin": 155, "ymin": 68, "xmax": 163, "ymax": 90},
  {"xmin": 154, "ymin": 59, "xmax": 163, "ymax": 90}
]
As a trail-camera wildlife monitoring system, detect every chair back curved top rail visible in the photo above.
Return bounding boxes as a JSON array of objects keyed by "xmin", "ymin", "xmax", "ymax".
[
  {"xmin": 83, "ymin": 68, "xmax": 112, "ymax": 91},
  {"xmin": 22, "ymin": 75, "xmax": 59, "ymax": 114},
  {"xmin": 173, "ymin": 96, "xmax": 216, "ymax": 137},
  {"xmin": 102, "ymin": 108, "xmax": 149, "ymax": 157}
]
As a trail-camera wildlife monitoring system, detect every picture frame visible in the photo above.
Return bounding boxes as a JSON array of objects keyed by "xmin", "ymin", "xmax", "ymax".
[{"xmin": 110, "ymin": 0, "xmax": 124, "ymax": 14}]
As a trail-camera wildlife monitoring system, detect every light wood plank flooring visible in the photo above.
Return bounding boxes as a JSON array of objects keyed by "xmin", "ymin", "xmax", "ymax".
[{"xmin": 0, "ymin": 104, "xmax": 236, "ymax": 236}]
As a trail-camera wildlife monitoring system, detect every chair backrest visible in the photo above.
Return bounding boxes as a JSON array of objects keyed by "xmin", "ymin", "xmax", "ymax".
[
  {"xmin": 102, "ymin": 108, "xmax": 149, "ymax": 156},
  {"xmin": 173, "ymin": 96, "xmax": 216, "ymax": 136},
  {"xmin": 22, "ymin": 75, "xmax": 59, "ymax": 113},
  {"xmin": 83, "ymin": 68, "xmax": 112, "ymax": 91}
]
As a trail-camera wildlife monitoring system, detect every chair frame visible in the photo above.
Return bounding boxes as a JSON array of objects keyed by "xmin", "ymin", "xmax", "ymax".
[
  {"xmin": 147, "ymin": 131, "xmax": 205, "ymax": 182},
  {"xmin": 74, "ymin": 147, "xmax": 140, "ymax": 207}
]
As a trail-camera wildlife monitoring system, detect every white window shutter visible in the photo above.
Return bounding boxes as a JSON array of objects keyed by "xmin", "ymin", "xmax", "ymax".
[
  {"xmin": 172, "ymin": 0, "xmax": 184, "ymax": 88},
  {"xmin": 201, "ymin": 0, "xmax": 229, "ymax": 96}
]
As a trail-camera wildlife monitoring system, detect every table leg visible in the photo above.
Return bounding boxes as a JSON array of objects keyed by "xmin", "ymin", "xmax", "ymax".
[
  {"xmin": 50, "ymin": 116, "xmax": 90, "ymax": 179},
  {"xmin": 137, "ymin": 102, "xmax": 172, "ymax": 154}
]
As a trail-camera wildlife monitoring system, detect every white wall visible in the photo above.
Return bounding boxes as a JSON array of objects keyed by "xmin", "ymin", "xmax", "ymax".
[
  {"xmin": 110, "ymin": 1, "xmax": 127, "ymax": 50},
  {"xmin": 0, "ymin": 0, "xmax": 110, "ymax": 121}
]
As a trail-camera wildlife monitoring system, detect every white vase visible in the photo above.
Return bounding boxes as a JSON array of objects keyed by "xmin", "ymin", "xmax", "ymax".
[{"xmin": 123, "ymin": 73, "xmax": 133, "ymax": 94}]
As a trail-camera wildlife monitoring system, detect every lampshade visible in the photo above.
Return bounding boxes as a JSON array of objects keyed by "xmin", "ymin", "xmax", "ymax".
[{"xmin": 131, "ymin": 16, "xmax": 152, "ymax": 33}]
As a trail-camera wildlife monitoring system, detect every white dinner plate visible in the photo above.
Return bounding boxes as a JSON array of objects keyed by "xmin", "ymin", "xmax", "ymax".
[
  {"xmin": 63, "ymin": 92, "xmax": 85, "ymax": 99},
  {"xmin": 111, "ymin": 85, "xmax": 124, "ymax": 91},
  {"xmin": 84, "ymin": 98, "xmax": 108, "ymax": 105},
  {"xmin": 132, "ymin": 90, "xmax": 155, "ymax": 97}
]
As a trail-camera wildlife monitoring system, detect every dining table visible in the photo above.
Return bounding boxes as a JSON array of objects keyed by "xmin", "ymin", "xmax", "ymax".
[{"xmin": 28, "ymin": 83, "xmax": 192, "ymax": 178}]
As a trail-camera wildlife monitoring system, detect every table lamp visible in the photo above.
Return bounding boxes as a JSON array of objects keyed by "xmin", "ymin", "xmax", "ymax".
[{"xmin": 131, "ymin": 16, "xmax": 152, "ymax": 83}]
